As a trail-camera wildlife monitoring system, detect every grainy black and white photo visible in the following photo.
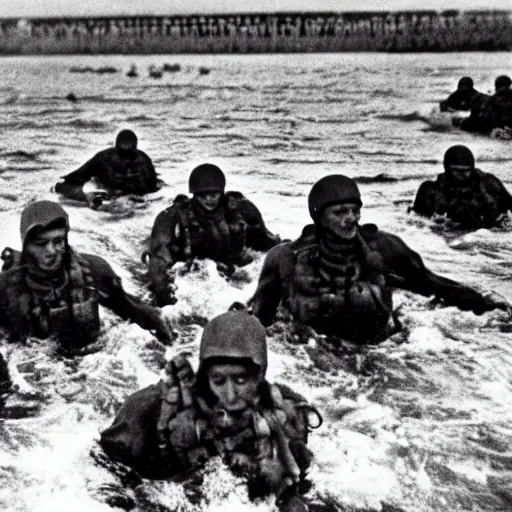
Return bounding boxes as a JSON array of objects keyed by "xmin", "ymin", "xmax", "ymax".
[{"xmin": 1, "ymin": 1, "xmax": 511, "ymax": 511}]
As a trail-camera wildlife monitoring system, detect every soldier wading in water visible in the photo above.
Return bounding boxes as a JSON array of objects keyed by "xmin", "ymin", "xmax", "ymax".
[
  {"xmin": 249, "ymin": 174, "xmax": 510, "ymax": 345},
  {"xmin": 413, "ymin": 145, "xmax": 512, "ymax": 229},
  {"xmin": 55, "ymin": 129, "xmax": 161, "ymax": 209},
  {"xmin": 0, "ymin": 201, "xmax": 174, "ymax": 350},
  {"xmin": 146, "ymin": 163, "xmax": 281, "ymax": 306},
  {"xmin": 99, "ymin": 311, "xmax": 321, "ymax": 512}
]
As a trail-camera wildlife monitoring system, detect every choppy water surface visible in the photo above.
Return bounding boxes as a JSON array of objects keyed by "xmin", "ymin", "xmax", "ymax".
[{"xmin": 1, "ymin": 53, "xmax": 512, "ymax": 512}]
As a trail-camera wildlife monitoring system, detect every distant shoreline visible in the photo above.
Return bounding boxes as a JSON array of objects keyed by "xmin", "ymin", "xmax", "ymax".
[{"xmin": 1, "ymin": 10, "xmax": 510, "ymax": 54}]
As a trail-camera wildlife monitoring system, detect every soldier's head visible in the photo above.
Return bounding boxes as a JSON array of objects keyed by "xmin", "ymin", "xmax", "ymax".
[
  {"xmin": 20, "ymin": 201, "xmax": 70, "ymax": 273},
  {"xmin": 189, "ymin": 164, "xmax": 226, "ymax": 212},
  {"xmin": 115, "ymin": 129, "xmax": 138, "ymax": 154},
  {"xmin": 308, "ymin": 174, "xmax": 362, "ymax": 240},
  {"xmin": 443, "ymin": 145, "xmax": 475, "ymax": 183},
  {"xmin": 495, "ymin": 75, "xmax": 512, "ymax": 93},
  {"xmin": 457, "ymin": 76, "xmax": 474, "ymax": 91},
  {"xmin": 197, "ymin": 311, "xmax": 267, "ymax": 412}
]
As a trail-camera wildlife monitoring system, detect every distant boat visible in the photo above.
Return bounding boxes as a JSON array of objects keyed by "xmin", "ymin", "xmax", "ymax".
[
  {"xmin": 127, "ymin": 65, "xmax": 138, "ymax": 78},
  {"xmin": 163, "ymin": 63, "xmax": 181, "ymax": 73},
  {"xmin": 148, "ymin": 65, "xmax": 163, "ymax": 79},
  {"xmin": 69, "ymin": 66, "xmax": 118, "ymax": 74},
  {"xmin": 198, "ymin": 66, "xmax": 211, "ymax": 75},
  {"xmin": 96, "ymin": 66, "xmax": 118, "ymax": 74}
]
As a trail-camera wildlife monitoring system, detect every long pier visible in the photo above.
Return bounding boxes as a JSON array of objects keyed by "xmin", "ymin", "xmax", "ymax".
[{"xmin": 0, "ymin": 10, "xmax": 511, "ymax": 54}]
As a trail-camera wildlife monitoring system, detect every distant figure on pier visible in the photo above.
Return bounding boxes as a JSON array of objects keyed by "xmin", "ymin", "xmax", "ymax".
[
  {"xmin": 413, "ymin": 145, "xmax": 512, "ymax": 228},
  {"xmin": 455, "ymin": 75, "xmax": 512, "ymax": 134},
  {"xmin": 439, "ymin": 77, "xmax": 487, "ymax": 113},
  {"xmin": 55, "ymin": 129, "xmax": 161, "ymax": 209},
  {"xmin": 146, "ymin": 164, "xmax": 281, "ymax": 307}
]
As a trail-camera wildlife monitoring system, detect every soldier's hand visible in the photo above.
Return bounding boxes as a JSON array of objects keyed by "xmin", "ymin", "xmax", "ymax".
[
  {"xmin": 481, "ymin": 292, "xmax": 512, "ymax": 313},
  {"xmin": 452, "ymin": 116, "xmax": 463, "ymax": 128},
  {"xmin": 153, "ymin": 314, "xmax": 178, "ymax": 346},
  {"xmin": 85, "ymin": 190, "xmax": 110, "ymax": 210}
]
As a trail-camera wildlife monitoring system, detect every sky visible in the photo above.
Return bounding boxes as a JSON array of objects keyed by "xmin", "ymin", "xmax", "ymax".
[{"xmin": 0, "ymin": 0, "xmax": 509, "ymax": 19}]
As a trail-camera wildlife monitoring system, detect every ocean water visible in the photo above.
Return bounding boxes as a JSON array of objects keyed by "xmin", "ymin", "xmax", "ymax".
[{"xmin": 1, "ymin": 52, "xmax": 512, "ymax": 512}]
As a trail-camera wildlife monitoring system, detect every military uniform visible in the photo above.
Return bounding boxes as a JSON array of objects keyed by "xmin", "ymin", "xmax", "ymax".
[
  {"xmin": 250, "ymin": 175, "xmax": 507, "ymax": 345},
  {"xmin": 440, "ymin": 86, "xmax": 487, "ymax": 112},
  {"xmin": 55, "ymin": 130, "xmax": 159, "ymax": 203},
  {"xmin": 459, "ymin": 76, "xmax": 512, "ymax": 134},
  {"xmin": 413, "ymin": 145, "xmax": 512, "ymax": 228},
  {"xmin": 99, "ymin": 312, "xmax": 320, "ymax": 511},
  {"xmin": 0, "ymin": 201, "xmax": 172, "ymax": 349},
  {"xmin": 148, "ymin": 164, "xmax": 280, "ymax": 307}
]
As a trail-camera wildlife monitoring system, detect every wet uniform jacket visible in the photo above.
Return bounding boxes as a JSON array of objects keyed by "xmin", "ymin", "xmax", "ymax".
[
  {"xmin": 413, "ymin": 169, "xmax": 512, "ymax": 228},
  {"xmin": 460, "ymin": 90, "xmax": 512, "ymax": 134},
  {"xmin": 55, "ymin": 148, "xmax": 159, "ymax": 202},
  {"xmin": 440, "ymin": 88, "xmax": 487, "ymax": 112},
  {"xmin": 0, "ymin": 248, "xmax": 171, "ymax": 348},
  {"xmin": 148, "ymin": 193, "xmax": 281, "ymax": 307},
  {"xmin": 99, "ymin": 355, "xmax": 315, "ymax": 492},
  {"xmin": 250, "ymin": 224, "xmax": 499, "ymax": 343}
]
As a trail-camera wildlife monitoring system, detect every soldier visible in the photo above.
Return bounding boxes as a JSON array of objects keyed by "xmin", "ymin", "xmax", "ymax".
[
  {"xmin": 55, "ymin": 129, "xmax": 161, "ymax": 209},
  {"xmin": 0, "ymin": 201, "xmax": 173, "ymax": 349},
  {"xmin": 413, "ymin": 145, "xmax": 512, "ymax": 228},
  {"xmin": 147, "ymin": 164, "xmax": 281, "ymax": 307},
  {"xmin": 249, "ymin": 174, "xmax": 509, "ymax": 345},
  {"xmin": 99, "ymin": 311, "xmax": 320, "ymax": 512},
  {"xmin": 439, "ymin": 76, "xmax": 487, "ymax": 113},
  {"xmin": 457, "ymin": 75, "xmax": 512, "ymax": 134}
]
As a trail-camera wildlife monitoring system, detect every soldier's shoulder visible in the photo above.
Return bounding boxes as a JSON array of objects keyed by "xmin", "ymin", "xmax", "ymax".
[{"xmin": 79, "ymin": 252, "xmax": 117, "ymax": 279}]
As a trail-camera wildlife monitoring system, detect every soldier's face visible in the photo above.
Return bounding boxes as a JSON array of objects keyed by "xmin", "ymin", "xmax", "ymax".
[
  {"xmin": 207, "ymin": 363, "xmax": 260, "ymax": 412},
  {"xmin": 449, "ymin": 165, "xmax": 472, "ymax": 183},
  {"xmin": 321, "ymin": 203, "xmax": 361, "ymax": 240},
  {"xmin": 24, "ymin": 228, "xmax": 67, "ymax": 272},
  {"xmin": 196, "ymin": 191, "xmax": 222, "ymax": 211}
]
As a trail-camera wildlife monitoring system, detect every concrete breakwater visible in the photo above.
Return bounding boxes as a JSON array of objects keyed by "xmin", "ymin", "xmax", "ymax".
[{"xmin": 0, "ymin": 10, "xmax": 511, "ymax": 54}]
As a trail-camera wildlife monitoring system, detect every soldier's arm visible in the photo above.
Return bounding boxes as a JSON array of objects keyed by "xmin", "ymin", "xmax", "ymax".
[
  {"xmin": 412, "ymin": 181, "xmax": 438, "ymax": 217},
  {"xmin": 148, "ymin": 209, "xmax": 179, "ymax": 307},
  {"xmin": 140, "ymin": 151, "xmax": 159, "ymax": 193},
  {"xmin": 85, "ymin": 254, "xmax": 174, "ymax": 345},
  {"xmin": 231, "ymin": 193, "xmax": 281, "ymax": 250},
  {"xmin": 249, "ymin": 244, "xmax": 288, "ymax": 326},
  {"xmin": 375, "ymin": 232, "xmax": 507, "ymax": 314},
  {"xmin": 482, "ymin": 173, "xmax": 512, "ymax": 216},
  {"xmin": 55, "ymin": 152, "xmax": 102, "ymax": 201}
]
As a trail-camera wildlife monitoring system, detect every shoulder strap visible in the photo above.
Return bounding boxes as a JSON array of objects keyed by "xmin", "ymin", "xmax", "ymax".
[{"xmin": 157, "ymin": 353, "xmax": 196, "ymax": 472}]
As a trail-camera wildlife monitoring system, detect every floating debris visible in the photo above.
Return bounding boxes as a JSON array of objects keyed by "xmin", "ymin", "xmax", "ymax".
[
  {"xmin": 148, "ymin": 65, "xmax": 163, "ymax": 79},
  {"xmin": 65, "ymin": 92, "xmax": 78, "ymax": 102},
  {"xmin": 126, "ymin": 65, "xmax": 138, "ymax": 78}
]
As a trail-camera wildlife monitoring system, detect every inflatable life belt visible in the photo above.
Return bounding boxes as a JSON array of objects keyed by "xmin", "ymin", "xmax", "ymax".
[
  {"xmin": 2, "ymin": 248, "xmax": 100, "ymax": 348},
  {"xmin": 156, "ymin": 354, "xmax": 322, "ymax": 493},
  {"xmin": 288, "ymin": 235, "xmax": 392, "ymax": 343}
]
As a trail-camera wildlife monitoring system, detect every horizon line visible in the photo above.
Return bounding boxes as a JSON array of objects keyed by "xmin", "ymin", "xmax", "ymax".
[{"xmin": 1, "ymin": 8, "xmax": 511, "ymax": 22}]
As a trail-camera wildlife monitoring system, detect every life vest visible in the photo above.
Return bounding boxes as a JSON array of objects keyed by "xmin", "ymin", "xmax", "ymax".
[
  {"xmin": 156, "ymin": 354, "xmax": 321, "ymax": 495},
  {"xmin": 3, "ymin": 250, "xmax": 100, "ymax": 349},
  {"xmin": 99, "ymin": 151, "xmax": 153, "ymax": 195},
  {"xmin": 437, "ymin": 171, "xmax": 501, "ymax": 226},
  {"xmin": 164, "ymin": 195, "xmax": 251, "ymax": 267},
  {"xmin": 287, "ymin": 232, "xmax": 393, "ymax": 343}
]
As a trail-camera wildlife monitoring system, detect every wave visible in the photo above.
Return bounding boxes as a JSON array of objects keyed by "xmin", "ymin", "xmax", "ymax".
[
  {"xmin": 375, "ymin": 111, "xmax": 429, "ymax": 123},
  {"xmin": 355, "ymin": 173, "xmax": 400, "ymax": 184},
  {"xmin": 1, "ymin": 150, "xmax": 46, "ymax": 161},
  {"xmin": 63, "ymin": 119, "xmax": 108, "ymax": 130}
]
